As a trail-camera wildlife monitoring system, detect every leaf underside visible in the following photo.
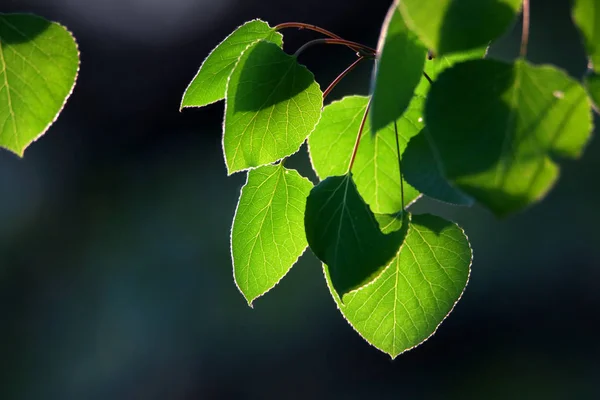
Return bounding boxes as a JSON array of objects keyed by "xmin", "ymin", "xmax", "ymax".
[{"xmin": 0, "ymin": 13, "xmax": 79, "ymax": 156}]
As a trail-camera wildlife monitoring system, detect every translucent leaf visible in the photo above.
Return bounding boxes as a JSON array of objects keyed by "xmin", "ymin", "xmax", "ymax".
[
  {"xmin": 398, "ymin": 0, "xmax": 521, "ymax": 56},
  {"xmin": 232, "ymin": 164, "xmax": 313, "ymax": 306},
  {"xmin": 0, "ymin": 13, "xmax": 79, "ymax": 156},
  {"xmin": 304, "ymin": 174, "xmax": 408, "ymax": 297},
  {"xmin": 403, "ymin": 130, "xmax": 474, "ymax": 206},
  {"xmin": 585, "ymin": 72, "xmax": 600, "ymax": 113},
  {"xmin": 425, "ymin": 59, "xmax": 593, "ymax": 216},
  {"xmin": 223, "ymin": 40, "xmax": 323, "ymax": 174},
  {"xmin": 181, "ymin": 19, "xmax": 282, "ymax": 109},
  {"xmin": 308, "ymin": 95, "xmax": 422, "ymax": 214},
  {"xmin": 572, "ymin": 0, "xmax": 600, "ymax": 71},
  {"xmin": 325, "ymin": 213, "xmax": 471, "ymax": 358},
  {"xmin": 370, "ymin": 3, "xmax": 426, "ymax": 133}
]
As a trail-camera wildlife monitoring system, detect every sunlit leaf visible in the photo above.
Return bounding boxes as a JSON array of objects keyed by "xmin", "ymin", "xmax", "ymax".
[
  {"xmin": 425, "ymin": 59, "xmax": 593, "ymax": 216},
  {"xmin": 403, "ymin": 130, "xmax": 474, "ymax": 206},
  {"xmin": 585, "ymin": 72, "xmax": 600, "ymax": 113},
  {"xmin": 223, "ymin": 40, "xmax": 323, "ymax": 174},
  {"xmin": 0, "ymin": 13, "xmax": 79, "ymax": 156},
  {"xmin": 572, "ymin": 0, "xmax": 600, "ymax": 71},
  {"xmin": 370, "ymin": 3, "xmax": 426, "ymax": 133},
  {"xmin": 325, "ymin": 213, "xmax": 471, "ymax": 358},
  {"xmin": 304, "ymin": 174, "xmax": 408, "ymax": 297},
  {"xmin": 308, "ymin": 95, "xmax": 422, "ymax": 214},
  {"xmin": 232, "ymin": 164, "xmax": 313, "ymax": 305},
  {"xmin": 398, "ymin": 0, "xmax": 521, "ymax": 56},
  {"xmin": 181, "ymin": 19, "xmax": 282, "ymax": 109}
]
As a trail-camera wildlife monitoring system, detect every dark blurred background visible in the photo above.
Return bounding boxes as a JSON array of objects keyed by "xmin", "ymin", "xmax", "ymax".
[{"xmin": 0, "ymin": 0, "xmax": 598, "ymax": 399}]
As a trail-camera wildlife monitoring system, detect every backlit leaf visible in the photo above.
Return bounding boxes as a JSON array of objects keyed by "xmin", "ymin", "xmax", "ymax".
[
  {"xmin": 403, "ymin": 130, "xmax": 474, "ymax": 206},
  {"xmin": 585, "ymin": 72, "xmax": 600, "ymax": 113},
  {"xmin": 425, "ymin": 59, "xmax": 593, "ymax": 216},
  {"xmin": 572, "ymin": 0, "xmax": 600, "ymax": 71},
  {"xmin": 325, "ymin": 213, "xmax": 471, "ymax": 358},
  {"xmin": 308, "ymin": 95, "xmax": 422, "ymax": 214},
  {"xmin": 224, "ymin": 40, "xmax": 323, "ymax": 174},
  {"xmin": 398, "ymin": 0, "xmax": 521, "ymax": 56},
  {"xmin": 304, "ymin": 174, "xmax": 408, "ymax": 297},
  {"xmin": 232, "ymin": 164, "xmax": 313, "ymax": 305},
  {"xmin": 0, "ymin": 13, "xmax": 79, "ymax": 156},
  {"xmin": 370, "ymin": 3, "xmax": 426, "ymax": 133},
  {"xmin": 181, "ymin": 19, "xmax": 282, "ymax": 109}
]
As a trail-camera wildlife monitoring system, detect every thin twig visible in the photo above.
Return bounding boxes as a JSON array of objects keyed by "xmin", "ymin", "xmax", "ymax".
[
  {"xmin": 294, "ymin": 38, "xmax": 376, "ymax": 58},
  {"xmin": 520, "ymin": 0, "xmax": 530, "ymax": 58},
  {"xmin": 348, "ymin": 98, "xmax": 372, "ymax": 172},
  {"xmin": 393, "ymin": 121, "xmax": 405, "ymax": 211},
  {"xmin": 423, "ymin": 71, "xmax": 433, "ymax": 85},
  {"xmin": 274, "ymin": 22, "xmax": 344, "ymax": 40},
  {"xmin": 323, "ymin": 57, "xmax": 366, "ymax": 100}
]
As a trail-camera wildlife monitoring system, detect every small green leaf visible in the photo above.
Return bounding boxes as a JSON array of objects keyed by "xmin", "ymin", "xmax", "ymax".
[
  {"xmin": 403, "ymin": 130, "xmax": 474, "ymax": 206},
  {"xmin": 370, "ymin": 3, "xmax": 426, "ymax": 133},
  {"xmin": 325, "ymin": 213, "xmax": 471, "ymax": 358},
  {"xmin": 308, "ymin": 95, "xmax": 422, "ymax": 214},
  {"xmin": 304, "ymin": 174, "xmax": 408, "ymax": 297},
  {"xmin": 232, "ymin": 164, "xmax": 313, "ymax": 306},
  {"xmin": 585, "ymin": 72, "xmax": 600, "ymax": 112},
  {"xmin": 224, "ymin": 40, "xmax": 323, "ymax": 174},
  {"xmin": 398, "ymin": 0, "xmax": 521, "ymax": 56},
  {"xmin": 0, "ymin": 13, "xmax": 79, "ymax": 156},
  {"xmin": 572, "ymin": 0, "xmax": 600, "ymax": 71},
  {"xmin": 425, "ymin": 59, "xmax": 593, "ymax": 216},
  {"xmin": 181, "ymin": 20, "xmax": 282, "ymax": 109}
]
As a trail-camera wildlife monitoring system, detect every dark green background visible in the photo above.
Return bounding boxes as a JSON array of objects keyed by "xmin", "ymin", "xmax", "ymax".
[{"xmin": 1, "ymin": 0, "xmax": 598, "ymax": 398}]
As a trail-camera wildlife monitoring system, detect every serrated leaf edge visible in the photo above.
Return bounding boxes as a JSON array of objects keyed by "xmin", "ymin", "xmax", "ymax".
[
  {"xmin": 230, "ymin": 164, "xmax": 313, "ymax": 307},
  {"xmin": 323, "ymin": 214, "xmax": 473, "ymax": 359},
  {"xmin": 179, "ymin": 19, "xmax": 282, "ymax": 111},
  {"xmin": 222, "ymin": 40, "xmax": 323, "ymax": 175},
  {"xmin": 0, "ymin": 13, "xmax": 80, "ymax": 157}
]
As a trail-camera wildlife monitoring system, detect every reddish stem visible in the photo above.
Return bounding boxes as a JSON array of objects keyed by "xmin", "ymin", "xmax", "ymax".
[
  {"xmin": 294, "ymin": 38, "xmax": 376, "ymax": 58},
  {"xmin": 348, "ymin": 98, "xmax": 372, "ymax": 172},
  {"xmin": 323, "ymin": 57, "xmax": 366, "ymax": 100},
  {"xmin": 520, "ymin": 0, "xmax": 530, "ymax": 57},
  {"xmin": 274, "ymin": 22, "xmax": 344, "ymax": 40}
]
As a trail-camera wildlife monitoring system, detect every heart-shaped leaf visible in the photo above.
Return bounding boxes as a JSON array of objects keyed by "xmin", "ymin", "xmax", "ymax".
[
  {"xmin": 0, "ymin": 13, "xmax": 79, "ymax": 156},
  {"xmin": 223, "ymin": 40, "xmax": 323, "ymax": 174},
  {"xmin": 370, "ymin": 3, "xmax": 426, "ymax": 133},
  {"xmin": 325, "ymin": 213, "xmax": 472, "ymax": 358},
  {"xmin": 304, "ymin": 174, "xmax": 408, "ymax": 297},
  {"xmin": 232, "ymin": 164, "xmax": 313, "ymax": 306},
  {"xmin": 398, "ymin": 0, "xmax": 521, "ymax": 57},
  {"xmin": 425, "ymin": 59, "xmax": 593, "ymax": 216},
  {"xmin": 181, "ymin": 19, "xmax": 282, "ymax": 109},
  {"xmin": 308, "ymin": 95, "xmax": 422, "ymax": 214}
]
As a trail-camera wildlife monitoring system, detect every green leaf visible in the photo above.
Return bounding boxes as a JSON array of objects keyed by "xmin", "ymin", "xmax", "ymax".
[
  {"xmin": 181, "ymin": 20, "xmax": 282, "ymax": 109},
  {"xmin": 232, "ymin": 164, "xmax": 313, "ymax": 306},
  {"xmin": 585, "ymin": 72, "xmax": 600, "ymax": 113},
  {"xmin": 370, "ymin": 3, "xmax": 426, "ymax": 133},
  {"xmin": 0, "ymin": 13, "xmax": 79, "ymax": 156},
  {"xmin": 398, "ymin": 0, "xmax": 522, "ymax": 56},
  {"xmin": 308, "ymin": 95, "xmax": 422, "ymax": 214},
  {"xmin": 572, "ymin": 0, "xmax": 600, "ymax": 71},
  {"xmin": 415, "ymin": 47, "xmax": 488, "ymax": 97},
  {"xmin": 223, "ymin": 40, "xmax": 323, "ymax": 174},
  {"xmin": 304, "ymin": 174, "xmax": 408, "ymax": 297},
  {"xmin": 425, "ymin": 59, "xmax": 593, "ymax": 216},
  {"xmin": 403, "ymin": 130, "xmax": 474, "ymax": 206},
  {"xmin": 325, "ymin": 213, "xmax": 471, "ymax": 358}
]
